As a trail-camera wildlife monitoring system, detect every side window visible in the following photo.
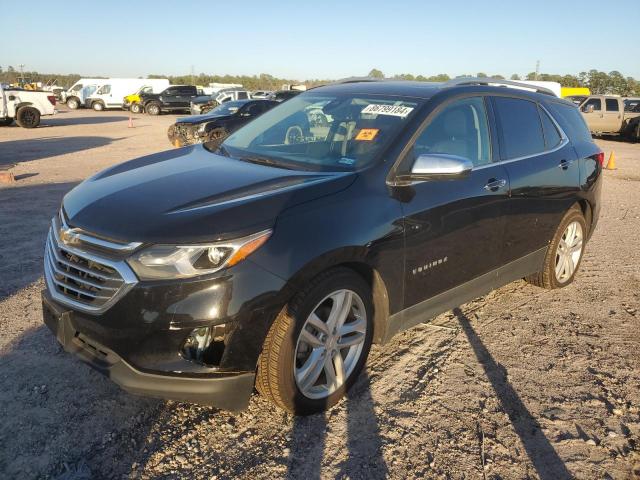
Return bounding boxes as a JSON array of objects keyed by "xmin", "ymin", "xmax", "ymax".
[
  {"xmin": 539, "ymin": 106, "xmax": 562, "ymax": 149},
  {"xmin": 493, "ymin": 97, "xmax": 545, "ymax": 159},
  {"xmin": 546, "ymin": 102, "xmax": 593, "ymax": 144},
  {"xmin": 163, "ymin": 88, "xmax": 176, "ymax": 96},
  {"xmin": 97, "ymin": 85, "xmax": 111, "ymax": 95},
  {"xmin": 605, "ymin": 99, "xmax": 619, "ymax": 112},
  {"xmin": 237, "ymin": 91, "xmax": 249, "ymax": 100},
  {"xmin": 582, "ymin": 98, "xmax": 601, "ymax": 111},
  {"xmin": 413, "ymin": 96, "xmax": 491, "ymax": 167}
]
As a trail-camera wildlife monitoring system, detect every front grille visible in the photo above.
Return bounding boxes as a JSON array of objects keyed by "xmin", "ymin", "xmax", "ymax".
[{"xmin": 44, "ymin": 214, "xmax": 139, "ymax": 314}]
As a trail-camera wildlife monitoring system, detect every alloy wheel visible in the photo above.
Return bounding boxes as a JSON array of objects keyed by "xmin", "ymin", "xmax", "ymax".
[
  {"xmin": 555, "ymin": 220, "xmax": 583, "ymax": 282},
  {"xmin": 294, "ymin": 289, "xmax": 367, "ymax": 399}
]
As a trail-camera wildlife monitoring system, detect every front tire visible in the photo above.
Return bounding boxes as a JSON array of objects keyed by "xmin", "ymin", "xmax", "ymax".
[
  {"xmin": 66, "ymin": 97, "xmax": 79, "ymax": 109},
  {"xmin": 256, "ymin": 268, "xmax": 373, "ymax": 415},
  {"xmin": 526, "ymin": 206, "xmax": 587, "ymax": 289},
  {"xmin": 130, "ymin": 103, "xmax": 142, "ymax": 114},
  {"xmin": 146, "ymin": 102, "xmax": 161, "ymax": 115},
  {"xmin": 16, "ymin": 107, "xmax": 40, "ymax": 128}
]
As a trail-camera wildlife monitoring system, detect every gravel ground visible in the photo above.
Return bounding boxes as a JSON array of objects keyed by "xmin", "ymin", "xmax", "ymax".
[{"xmin": 0, "ymin": 108, "xmax": 639, "ymax": 479}]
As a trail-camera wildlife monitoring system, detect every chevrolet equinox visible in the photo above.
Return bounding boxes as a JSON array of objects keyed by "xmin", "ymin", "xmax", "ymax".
[{"xmin": 42, "ymin": 79, "xmax": 602, "ymax": 414}]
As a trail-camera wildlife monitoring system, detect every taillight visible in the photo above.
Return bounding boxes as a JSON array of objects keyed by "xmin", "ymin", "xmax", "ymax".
[
  {"xmin": 595, "ymin": 151, "xmax": 604, "ymax": 167},
  {"xmin": 47, "ymin": 95, "xmax": 56, "ymax": 106}
]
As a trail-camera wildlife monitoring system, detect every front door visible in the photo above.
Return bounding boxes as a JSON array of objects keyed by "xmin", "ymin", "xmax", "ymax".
[
  {"xmin": 580, "ymin": 97, "xmax": 606, "ymax": 132},
  {"xmin": 401, "ymin": 96, "xmax": 510, "ymax": 310}
]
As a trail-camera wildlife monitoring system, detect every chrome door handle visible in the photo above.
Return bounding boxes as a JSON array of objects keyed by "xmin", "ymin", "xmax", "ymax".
[
  {"xmin": 558, "ymin": 159, "xmax": 575, "ymax": 170},
  {"xmin": 484, "ymin": 179, "xmax": 507, "ymax": 191}
]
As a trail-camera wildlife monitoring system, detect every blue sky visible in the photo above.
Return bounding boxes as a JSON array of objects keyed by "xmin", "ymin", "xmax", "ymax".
[{"xmin": 4, "ymin": 0, "xmax": 639, "ymax": 80}]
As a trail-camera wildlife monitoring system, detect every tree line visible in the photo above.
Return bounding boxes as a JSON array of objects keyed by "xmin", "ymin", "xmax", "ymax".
[{"xmin": 1, "ymin": 65, "xmax": 638, "ymax": 96}]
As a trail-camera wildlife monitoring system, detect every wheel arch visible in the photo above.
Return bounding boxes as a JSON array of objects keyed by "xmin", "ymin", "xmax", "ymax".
[
  {"xmin": 576, "ymin": 199, "xmax": 593, "ymax": 236},
  {"xmin": 278, "ymin": 248, "xmax": 391, "ymax": 345}
]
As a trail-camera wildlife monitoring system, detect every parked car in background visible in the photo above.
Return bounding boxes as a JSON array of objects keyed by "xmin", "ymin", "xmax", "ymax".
[
  {"xmin": 269, "ymin": 90, "xmax": 302, "ymax": 102},
  {"xmin": 168, "ymin": 99, "xmax": 278, "ymax": 147},
  {"xmin": 0, "ymin": 85, "xmax": 56, "ymax": 128},
  {"xmin": 122, "ymin": 80, "xmax": 171, "ymax": 113},
  {"xmin": 190, "ymin": 88, "xmax": 251, "ymax": 115},
  {"xmin": 141, "ymin": 85, "xmax": 200, "ymax": 115},
  {"xmin": 251, "ymin": 90, "xmax": 273, "ymax": 99},
  {"xmin": 578, "ymin": 95, "xmax": 640, "ymax": 140},
  {"xmin": 41, "ymin": 78, "xmax": 602, "ymax": 414},
  {"xmin": 624, "ymin": 97, "xmax": 640, "ymax": 112},
  {"xmin": 63, "ymin": 78, "xmax": 106, "ymax": 109},
  {"xmin": 85, "ymin": 78, "xmax": 170, "ymax": 111}
]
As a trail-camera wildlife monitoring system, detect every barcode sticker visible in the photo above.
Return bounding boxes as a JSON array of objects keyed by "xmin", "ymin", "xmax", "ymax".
[{"xmin": 361, "ymin": 104, "xmax": 414, "ymax": 118}]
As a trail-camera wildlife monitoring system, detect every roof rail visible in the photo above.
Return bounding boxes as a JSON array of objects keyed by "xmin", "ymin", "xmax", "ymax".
[{"xmin": 444, "ymin": 77, "xmax": 556, "ymax": 97}]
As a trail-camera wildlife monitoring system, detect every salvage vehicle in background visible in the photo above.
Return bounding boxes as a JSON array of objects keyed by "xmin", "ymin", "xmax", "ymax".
[
  {"xmin": 85, "ymin": 78, "xmax": 170, "ymax": 111},
  {"xmin": 269, "ymin": 89, "xmax": 302, "ymax": 102},
  {"xmin": 141, "ymin": 85, "xmax": 200, "ymax": 115},
  {"xmin": 579, "ymin": 95, "xmax": 640, "ymax": 140},
  {"xmin": 251, "ymin": 90, "xmax": 273, "ymax": 99},
  {"xmin": 190, "ymin": 88, "xmax": 251, "ymax": 115},
  {"xmin": 167, "ymin": 99, "xmax": 278, "ymax": 147},
  {"xmin": 122, "ymin": 80, "xmax": 171, "ymax": 113},
  {"xmin": 63, "ymin": 78, "xmax": 107, "ymax": 109},
  {"xmin": 41, "ymin": 78, "xmax": 602, "ymax": 414},
  {"xmin": 0, "ymin": 85, "xmax": 56, "ymax": 128}
]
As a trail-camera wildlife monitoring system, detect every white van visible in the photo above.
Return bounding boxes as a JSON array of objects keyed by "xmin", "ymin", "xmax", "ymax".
[
  {"xmin": 63, "ymin": 78, "xmax": 107, "ymax": 109},
  {"xmin": 85, "ymin": 78, "xmax": 169, "ymax": 111}
]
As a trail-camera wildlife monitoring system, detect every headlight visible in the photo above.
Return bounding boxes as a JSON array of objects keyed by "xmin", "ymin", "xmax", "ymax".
[{"xmin": 127, "ymin": 229, "xmax": 271, "ymax": 280}]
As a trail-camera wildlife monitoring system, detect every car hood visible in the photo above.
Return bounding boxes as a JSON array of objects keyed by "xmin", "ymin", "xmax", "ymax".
[
  {"xmin": 63, "ymin": 145, "xmax": 356, "ymax": 244},
  {"xmin": 176, "ymin": 112, "xmax": 232, "ymax": 125}
]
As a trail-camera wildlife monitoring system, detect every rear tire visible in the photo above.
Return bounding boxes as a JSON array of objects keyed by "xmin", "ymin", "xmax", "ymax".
[
  {"xmin": 16, "ymin": 107, "xmax": 40, "ymax": 128},
  {"xmin": 526, "ymin": 206, "xmax": 587, "ymax": 289},
  {"xmin": 92, "ymin": 102, "xmax": 104, "ymax": 111},
  {"xmin": 256, "ymin": 268, "xmax": 373, "ymax": 415},
  {"xmin": 146, "ymin": 102, "xmax": 161, "ymax": 115},
  {"xmin": 66, "ymin": 98, "xmax": 79, "ymax": 109}
]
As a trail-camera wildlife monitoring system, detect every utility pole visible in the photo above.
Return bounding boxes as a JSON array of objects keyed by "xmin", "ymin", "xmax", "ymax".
[
  {"xmin": 190, "ymin": 65, "xmax": 195, "ymax": 86},
  {"xmin": 18, "ymin": 64, "xmax": 26, "ymax": 87},
  {"xmin": 535, "ymin": 60, "xmax": 540, "ymax": 80}
]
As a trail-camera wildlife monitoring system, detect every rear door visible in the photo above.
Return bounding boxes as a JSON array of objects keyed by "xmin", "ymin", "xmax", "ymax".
[
  {"xmin": 491, "ymin": 96, "xmax": 580, "ymax": 264},
  {"xmin": 602, "ymin": 98, "xmax": 622, "ymax": 132},
  {"xmin": 401, "ymin": 96, "xmax": 510, "ymax": 309}
]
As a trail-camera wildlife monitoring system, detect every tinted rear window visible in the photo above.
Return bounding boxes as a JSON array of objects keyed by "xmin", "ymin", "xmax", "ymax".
[
  {"xmin": 493, "ymin": 97, "xmax": 545, "ymax": 159},
  {"xmin": 539, "ymin": 106, "xmax": 562, "ymax": 148},
  {"xmin": 546, "ymin": 101, "xmax": 593, "ymax": 144}
]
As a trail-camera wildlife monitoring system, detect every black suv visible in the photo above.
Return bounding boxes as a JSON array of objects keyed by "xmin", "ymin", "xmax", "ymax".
[
  {"xmin": 42, "ymin": 79, "xmax": 602, "ymax": 414},
  {"xmin": 141, "ymin": 85, "xmax": 199, "ymax": 115},
  {"xmin": 167, "ymin": 99, "xmax": 279, "ymax": 147}
]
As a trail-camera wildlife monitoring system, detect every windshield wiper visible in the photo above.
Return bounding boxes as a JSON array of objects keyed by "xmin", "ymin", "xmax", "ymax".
[{"xmin": 238, "ymin": 155, "xmax": 295, "ymax": 170}]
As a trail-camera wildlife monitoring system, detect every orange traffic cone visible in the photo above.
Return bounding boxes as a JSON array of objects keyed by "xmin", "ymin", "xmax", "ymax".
[
  {"xmin": 606, "ymin": 151, "xmax": 616, "ymax": 170},
  {"xmin": 128, "ymin": 115, "xmax": 134, "ymax": 128}
]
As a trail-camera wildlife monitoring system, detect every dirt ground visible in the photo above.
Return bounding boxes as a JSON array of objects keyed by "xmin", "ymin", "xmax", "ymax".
[{"xmin": 0, "ymin": 107, "xmax": 639, "ymax": 480}]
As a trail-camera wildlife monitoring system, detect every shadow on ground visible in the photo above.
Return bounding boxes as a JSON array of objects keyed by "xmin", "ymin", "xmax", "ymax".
[
  {"xmin": 41, "ymin": 116, "xmax": 129, "ymax": 127},
  {"xmin": 0, "ymin": 325, "xmax": 162, "ymax": 478},
  {"xmin": 454, "ymin": 307, "xmax": 572, "ymax": 480},
  {"xmin": 0, "ymin": 136, "xmax": 119, "ymax": 164},
  {"xmin": 0, "ymin": 182, "xmax": 78, "ymax": 299}
]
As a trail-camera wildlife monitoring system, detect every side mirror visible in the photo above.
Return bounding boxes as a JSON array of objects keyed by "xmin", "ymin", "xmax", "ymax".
[
  {"xmin": 583, "ymin": 104, "xmax": 595, "ymax": 114},
  {"xmin": 410, "ymin": 154, "xmax": 473, "ymax": 181}
]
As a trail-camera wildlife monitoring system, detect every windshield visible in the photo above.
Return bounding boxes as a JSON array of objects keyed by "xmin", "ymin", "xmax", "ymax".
[
  {"xmin": 221, "ymin": 93, "xmax": 421, "ymax": 171},
  {"xmin": 209, "ymin": 101, "xmax": 244, "ymax": 115}
]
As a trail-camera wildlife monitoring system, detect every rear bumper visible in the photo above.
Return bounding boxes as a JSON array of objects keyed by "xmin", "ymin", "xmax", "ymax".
[{"xmin": 42, "ymin": 291, "xmax": 256, "ymax": 410}]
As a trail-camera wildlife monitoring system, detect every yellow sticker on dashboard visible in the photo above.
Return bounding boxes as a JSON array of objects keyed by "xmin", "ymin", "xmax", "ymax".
[{"xmin": 355, "ymin": 128, "xmax": 379, "ymax": 141}]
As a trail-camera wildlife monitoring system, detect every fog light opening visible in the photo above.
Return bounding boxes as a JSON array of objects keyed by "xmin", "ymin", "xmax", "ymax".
[{"xmin": 181, "ymin": 324, "xmax": 226, "ymax": 366}]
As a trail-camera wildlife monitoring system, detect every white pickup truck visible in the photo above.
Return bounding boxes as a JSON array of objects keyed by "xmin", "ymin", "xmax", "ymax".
[{"xmin": 0, "ymin": 85, "xmax": 57, "ymax": 128}]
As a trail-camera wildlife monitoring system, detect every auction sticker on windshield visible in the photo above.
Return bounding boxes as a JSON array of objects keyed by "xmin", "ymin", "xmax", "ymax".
[
  {"xmin": 361, "ymin": 104, "xmax": 414, "ymax": 118},
  {"xmin": 355, "ymin": 128, "xmax": 379, "ymax": 141}
]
